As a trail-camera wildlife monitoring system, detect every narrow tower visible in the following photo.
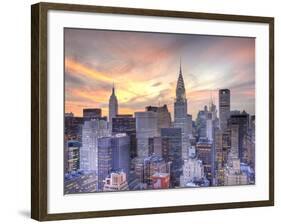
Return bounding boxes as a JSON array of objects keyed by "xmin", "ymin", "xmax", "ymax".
[
  {"xmin": 109, "ymin": 83, "xmax": 118, "ymax": 133},
  {"xmin": 174, "ymin": 60, "xmax": 189, "ymax": 160}
]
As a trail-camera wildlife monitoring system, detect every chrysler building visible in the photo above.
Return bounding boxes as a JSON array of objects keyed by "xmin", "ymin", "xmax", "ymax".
[{"xmin": 174, "ymin": 61, "xmax": 191, "ymax": 160}]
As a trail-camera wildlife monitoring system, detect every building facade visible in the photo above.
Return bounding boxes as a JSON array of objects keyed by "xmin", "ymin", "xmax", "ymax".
[
  {"xmin": 80, "ymin": 119, "xmax": 109, "ymax": 172},
  {"xmin": 219, "ymin": 89, "xmax": 230, "ymax": 131}
]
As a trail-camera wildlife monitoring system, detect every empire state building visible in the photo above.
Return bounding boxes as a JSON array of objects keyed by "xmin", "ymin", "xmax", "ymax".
[
  {"xmin": 174, "ymin": 62, "xmax": 190, "ymax": 159},
  {"xmin": 109, "ymin": 83, "xmax": 118, "ymax": 133}
]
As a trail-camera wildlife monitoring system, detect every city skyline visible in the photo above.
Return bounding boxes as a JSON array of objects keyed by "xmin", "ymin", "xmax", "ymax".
[
  {"xmin": 65, "ymin": 29, "xmax": 255, "ymax": 119},
  {"xmin": 64, "ymin": 28, "xmax": 255, "ymax": 193}
]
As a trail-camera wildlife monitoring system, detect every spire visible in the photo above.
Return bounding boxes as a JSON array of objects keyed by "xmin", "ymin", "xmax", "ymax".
[
  {"xmin": 112, "ymin": 82, "xmax": 115, "ymax": 95},
  {"xmin": 176, "ymin": 58, "xmax": 186, "ymax": 101},
  {"xmin": 179, "ymin": 57, "xmax": 182, "ymax": 75}
]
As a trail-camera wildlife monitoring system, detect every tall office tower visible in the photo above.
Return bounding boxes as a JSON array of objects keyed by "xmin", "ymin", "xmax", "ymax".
[
  {"xmin": 66, "ymin": 140, "xmax": 80, "ymax": 173},
  {"xmin": 196, "ymin": 110, "xmax": 207, "ymax": 138},
  {"xmin": 174, "ymin": 62, "xmax": 190, "ymax": 160},
  {"xmin": 83, "ymin": 108, "xmax": 102, "ymax": 120},
  {"xmin": 196, "ymin": 138, "xmax": 213, "ymax": 184},
  {"xmin": 219, "ymin": 89, "xmax": 230, "ymax": 131},
  {"xmin": 148, "ymin": 136, "xmax": 169, "ymax": 157},
  {"xmin": 80, "ymin": 119, "xmax": 109, "ymax": 172},
  {"xmin": 214, "ymin": 130, "xmax": 225, "ymax": 186},
  {"xmin": 111, "ymin": 134, "xmax": 130, "ymax": 178},
  {"xmin": 228, "ymin": 112, "xmax": 249, "ymax": 161},
  {"xmin": 180, "ymin": 157, "xmax": 204, "ymax": 187},
  {"xmin": 206, "ymin": 112, "xmax": 213, "ymax": 141},
  {"xmin": 103, "ymin": 171, "xmax": 129, "ymax": 191},
  {"xmin": 97, "ymin": 137, "xmax": 112, "ymax": 190},
  {"xmin": 229, "ymin": 124, "xmax": 239, "ymax": 163},
  {"xmin": 161, "ymin": 128, "xmax": 182, "ymax": 187},
  {"xmin": 112, "ymin": 114, "xmax": 137, "ymax": 159},
  {"xmin": 146, "ymin": 105, "xmax": 172, "ymax": 134},
  {"xmin": 135, "ymin": 111, "xmax": 158, "ymax": 157},
  {"xmin": 109, "ymin": 84, "xmax": 118, "ymax": 133},
  {"xmin": 64, "ymin": 114, "xmax": 84, "ymax": 141}
]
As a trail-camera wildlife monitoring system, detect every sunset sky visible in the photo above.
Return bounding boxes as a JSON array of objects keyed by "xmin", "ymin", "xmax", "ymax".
[{"xmin": 65, "ymin": 28, "xmax": 255, "ymax": 119}]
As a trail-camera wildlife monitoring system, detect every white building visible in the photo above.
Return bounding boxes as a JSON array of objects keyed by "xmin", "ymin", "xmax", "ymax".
[
  {"xmin": 224, "ymin": 158, "xmax": 249, "ymax": 185},
  {"xmin": 103, "ymin": 171, "xmax": 129, "ymax": 191},
  {"xmin": 180, "ymin": 157, "xmax": 204, "ymax": 187},
  {"xmin": 80, "ymin": 119, "xmax": 109, "ymax": 172}
]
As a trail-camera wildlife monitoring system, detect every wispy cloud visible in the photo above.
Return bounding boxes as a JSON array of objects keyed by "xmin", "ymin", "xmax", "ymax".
[{"xmin": 65, "ymin": 29, "xmax": 255, "ymax": 118}]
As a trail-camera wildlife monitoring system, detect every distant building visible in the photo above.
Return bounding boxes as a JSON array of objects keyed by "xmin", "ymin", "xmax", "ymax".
[
  {"xmin": 196, "ymin": 110, "xmax": 207, "ymax": 139},
  {"xmin": 214, "ymin": 130, "xmax": 225, "ymax": 186},
  {"xmin": 146, "ymin": 105, "xmax": 172, "ymax": 134},
  {"xmin": 206, "ymin": 112, "xmax": 213, "ymax": 141},
  {"xmin": 228, "ymin": 112, "xmax": 249, "ymax": 161},
  {"xmin": 103, "ymin": 171, "xmax": 129, "ymax": 191},
  {"xmin": 161, "ymin": 128, "xmax": 182, "ymax": 187},
  {"xmin": 132, "ymin": 155, "xmax": 171, "ymax": 188},
  {"xmin": 111, "ymin": 134, "xmax": 130, "ymax": 178},
  {"xmin": 152, "ymin": 173, "xmax": 170, "ymax": 189},
  {"xmin": 64, "ymin": 115, "xmax": 84, "ymax": 141},
  {"xmin": 112, "ymin": 115, "xmax": 137, "ymax": 159},
  {"xmin": 66, "ymin": 140, "xmax": 80, "ymax": 173},
  {"xmin": 219, "ymin": 89, "xmax": 230, "ymax": 131},
  {"xmin": 97, "ymin": 134, "xmax": 130, "ymax": 190},
  {"xmin": 148, "ymin": 136, "xmax": 169, "ymax": 158},
  {"xmin": 97, "ymin": 137, "xmax": 112, "ymax": 190},
  {"xmin": 224, "ymin": 159, "xmax": 249, "ymax": 186},
  {"xmin": 196, "ymin": 138, "xmax": 213, "ymax": 184},
  {"xmin": 180, "ymin": 157, "xmax": 204, "ymax": 187},
  {"xmin": 135, "ymin": 111, "xmax": 158, "ymax": 157},
  {"xmin": 64, "ymin": 171, "xmax": 97, "ymax": 194},
  {"xmin": 109, "ymin": 84, "xmax": 118, "ymax": 132},
  {"xmin": 83, "ymin": 108, "xmax": 102, "ymax": 120},
  {"xmin": 80, "ymin": 119, "xmax": 109, "ymax": 172}
]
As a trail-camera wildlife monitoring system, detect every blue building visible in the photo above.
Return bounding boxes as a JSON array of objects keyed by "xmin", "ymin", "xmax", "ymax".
[
  {"xmin": 111, "ymin": 134, "xmax": 130, "ymax": 178},
  {"xmin": 97, "ymin": 137, "xmax": 112, "ymax": 190},
  {"xmin": 97, "ymin": 134, "xmax": 130, "ymax": 191},
  {"xmin": 160, "ymin": 128, "xmax": 182, "ymax": 187}
]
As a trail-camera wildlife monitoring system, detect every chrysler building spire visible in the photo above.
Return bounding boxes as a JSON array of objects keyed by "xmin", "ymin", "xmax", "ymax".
[{"xmin": 176, "ymin": 60, "xmax": 186, "ymax": 101}]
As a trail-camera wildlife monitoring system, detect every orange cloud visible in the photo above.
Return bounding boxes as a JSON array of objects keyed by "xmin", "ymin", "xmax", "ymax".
[{"xmin": 65, "ymin": 58, "xmax": 113, "ymax": 83}]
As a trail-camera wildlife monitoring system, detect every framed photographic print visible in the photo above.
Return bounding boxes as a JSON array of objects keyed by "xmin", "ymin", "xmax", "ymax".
[{"xmin": 31, "ymin": 2, "xmax": 274, "ymax": 221}]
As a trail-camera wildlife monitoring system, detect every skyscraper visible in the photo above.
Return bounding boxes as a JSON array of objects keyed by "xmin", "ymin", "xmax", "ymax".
[
  {"xmin": 109, "ymin": 84, "xmax": 118, "ymax": 132},
  {"xmin": 66, "ymin": 140, "xmax": 80, "ymax": 173},
  {"xmin": 112, "ymin": 114, "xmax": 137, "ymax": 159},
  {"xmin": 111, "ymin": 134, "xmax": 130, "ymax": 178},
  {"xmin": 228, "ymin": 112, "xmax": 249, "ymax": 161},
  {"xmin": 161, "ymin": 128, "xmax": 182, "ymax": 187},
  {"xmin": 97, "ymin": 137, "xmax": 112, "ymax": 190},
  {"xmin": 146, "ymin": 105, "xmax": 172, "ymax": 134},
  {"xmin": 196, "ymin": 138, "xmax": 213, "ymax": 184},
  {"xmin": 80, "ymin": 119, "xmax": 109, "ymax": 172},
  {"xmin": 219, "ymin": 89, "xmax": 230, "ymax": 131},
  {"xmin": 174, "ymin": 62, "xmax": 191, "ymax": 160},
  {"xmin": 135, "ymin": 111, "xmax": 158, "ymax": 157}
]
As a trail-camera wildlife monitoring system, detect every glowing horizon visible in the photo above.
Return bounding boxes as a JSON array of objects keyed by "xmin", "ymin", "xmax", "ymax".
[{"xmin": 65, "ymin": 28, "xmax": 255, "ymax": 119}]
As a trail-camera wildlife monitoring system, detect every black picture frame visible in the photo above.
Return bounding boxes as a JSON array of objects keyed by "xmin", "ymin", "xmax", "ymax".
[{"xmin": 31, "ymin": 2, "xmax": 274, "ymax": 221}]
